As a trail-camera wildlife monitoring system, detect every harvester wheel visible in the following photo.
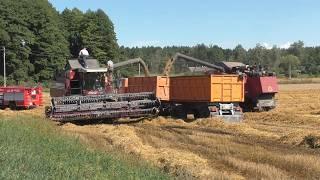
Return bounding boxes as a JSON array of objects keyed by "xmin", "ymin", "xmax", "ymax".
[{"xmin": 45, "ymin": 106, "xmax": 53, "ymax": 118}]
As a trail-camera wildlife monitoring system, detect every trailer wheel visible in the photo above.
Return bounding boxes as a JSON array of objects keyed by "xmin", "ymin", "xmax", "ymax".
[
  {"xmin": 193, "ymin": 104, "xmax": 210, "ymax": 119},
  {"xmin": 9, "ymin": 101, "xmax": 16, "ymax": 110},
  {"xmin": 194, "ymin": 108, "xmax": 210, "ymax": 119},
  {"xmin": 173, "ymin": 105, "xmax": 187, "ymax": 119}
]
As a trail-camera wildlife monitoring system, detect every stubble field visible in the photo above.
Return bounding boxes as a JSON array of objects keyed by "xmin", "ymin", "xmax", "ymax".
[{"xmin": 1, "ymin": 83, "xmax": 320, "ymax": 179}]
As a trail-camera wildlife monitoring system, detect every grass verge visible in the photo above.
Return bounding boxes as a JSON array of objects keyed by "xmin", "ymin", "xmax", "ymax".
[{"xmin": 0, "ymin": 114, "xmax": 169, "ymax": 180}]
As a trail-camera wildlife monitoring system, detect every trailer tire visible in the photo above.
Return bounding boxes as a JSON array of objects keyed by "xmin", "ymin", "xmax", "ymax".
[
  {"xmin": 9, "ymin": 101, "xmax": 16, "ymax": 110},
  {"xmin": 194, "ymin": 107, "xmax": 210, "ymax": 119},
  {"xmin": 173, "ymin": 105, "xmax": 187, "ymax": 119}
]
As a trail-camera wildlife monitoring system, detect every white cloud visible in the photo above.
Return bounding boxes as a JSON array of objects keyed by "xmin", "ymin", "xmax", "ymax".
[
  {"xmin": 129, "ymin": 40, "xmax": 161, "ymax": 47},
  {"xmin": 279, "ymin": 42, "xmax": 292, "ymax": 49},
  {"xmin": 262, "ymin": 42, "xmax": 273, "ymax": 49},
  {"xmin": 260, "ymin": 42, "xmax": 292, "ymax": 49}
]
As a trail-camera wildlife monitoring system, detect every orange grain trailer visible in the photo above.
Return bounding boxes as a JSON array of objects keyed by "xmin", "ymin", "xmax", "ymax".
[
  {"xmin": 170, "ymin": 75, "xmax": 244, "ymax": 102},
  {"xmin": 169, "ymin": 74, "xmax": 244, "ymax": 121},
  {"xmin": 128, "ymin": 75, "xmax": 245, "ymax": 121}
]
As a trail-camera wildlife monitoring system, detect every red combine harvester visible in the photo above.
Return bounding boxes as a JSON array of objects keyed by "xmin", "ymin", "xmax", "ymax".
[
  {"xmin": 215, "ymin": 61, "xmax": 278, "ymax": 111},
  {"xmin": 0, "ymin": 86, "xmax": 43, "ymax": 109},
  {"xmin": 46, "ymin": 58, "xmax": 158, "ymax": 122},
  {"xmin": 244, "ymin": 75, "xmax": 278, "ymax": 111}
]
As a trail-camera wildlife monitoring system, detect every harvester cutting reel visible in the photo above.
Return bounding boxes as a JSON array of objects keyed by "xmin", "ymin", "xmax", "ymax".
[{"xmin": 45, "ymin": 92, "xmax": 160, "ymax": 122}]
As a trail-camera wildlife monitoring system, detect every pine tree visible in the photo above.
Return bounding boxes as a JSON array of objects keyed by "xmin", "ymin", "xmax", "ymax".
[
  {"xmin": 0, "ymin": 0, "xmax": 69, "ymax": 83},
  {"xmin": 61, "ymin": 8, "xmax": 84, "ymax": 57},
  {"xmin": 80, "ymin": 9, "xmax": 119, "ymax": 64},
  {"xmin": 27, "ymin": 0, "xmax": 69, "ymax": 81}
]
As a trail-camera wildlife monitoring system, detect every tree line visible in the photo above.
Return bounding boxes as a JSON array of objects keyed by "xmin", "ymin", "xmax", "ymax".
[
  {"xmin": 0, "ymin": 0, "xmax": 118, "ymax": 85},
  {"xmin": 119, "ymin": 41, "xmax": 320, "ymax": 78},
  {"xmin": 1, "ymin": 0, "xmax": 320, "ymax": 85}
]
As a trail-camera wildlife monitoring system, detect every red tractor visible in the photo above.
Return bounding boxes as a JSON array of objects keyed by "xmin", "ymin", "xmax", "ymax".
[{"xmin": 0, "ymin": 86, "xmax": 43, "ymax": 109}]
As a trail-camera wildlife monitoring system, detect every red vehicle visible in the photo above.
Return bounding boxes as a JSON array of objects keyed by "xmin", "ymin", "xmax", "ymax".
[
  {"xmin": 243, "ymin": 75, "xmax": 278, "ymax": 111},
  {"xmin": 0, "ymin": 86, "xmax": 43, "ymax": 109},
  {"xmin": 215, "ymin": 61, "xmax": 278, "ymax": 111},
  {"xmin": 47, "ymin": 58, "xmax": 157, "ymax": 122}
]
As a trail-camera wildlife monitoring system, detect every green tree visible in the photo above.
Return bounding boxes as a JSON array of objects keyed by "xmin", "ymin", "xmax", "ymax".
[
  {"xmin": 247, "ymin": 44, "xmax": 266, "ymax": 65},
  {"xmin": 288, "ymin": 41, "xmax": 304, "ymax": 59},
  {"xmin": 80, "ymin": 9, "xmax": 119, "ymax": 64},
  {"xmin": 0, "ymin": 0, "xmax": 69, "ymax": 83},
  {"xmin": 0, "ymin": 0, "xmax": 35, "ymax": 84},
  {"xmin": 61, "ymin": 8, "xmax": 84, "ymax": 57},
  {"xmin": 280, "ymin": 55, "xmax": 300, "ymax": 79},
  {"xmin": 208, "ymin": 45, "xmax": 225, "ymax": 62},
  {"xmin": 191, "ymin": 44, "xmax": 209, "ymax": 61},
  {"xmin": 27, "ymin": 0, "xmax": 69, "ymax": 81},
  {"xmin": 270, "ymin": 46, "xmax": 282, "ymax": 73},
  {"xmin": 223, "ymin": 48, "xmax": 233, "ymax": 61},
  {"xmin": 233, "ymin": 44, "xmax": 246, "ymax": 63}
]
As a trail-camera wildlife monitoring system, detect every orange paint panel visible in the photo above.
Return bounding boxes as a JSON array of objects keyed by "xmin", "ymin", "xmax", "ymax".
[
  {"xmin": 127, "ymin": 74, "xmax": 244, "ymax": 103},
  {"xmin": 127, "ymin": 76, "xmax": 170, "ymax": 101},
  {"xmin": 210, "ymin": 75, "xmax": 244, "ymax": 102},
  {"xmin": 170, "ymin": 76, "xmax": 211, "ymax": 102},
  {"xmin": 170, "ymin": 75, "xmax": 244, "ymax": 102}
]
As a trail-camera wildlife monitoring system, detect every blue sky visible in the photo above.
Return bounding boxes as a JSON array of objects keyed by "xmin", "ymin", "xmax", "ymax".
[{"xmin": 49, "ymin": 0, "xmax": 320, "ymax": 49}]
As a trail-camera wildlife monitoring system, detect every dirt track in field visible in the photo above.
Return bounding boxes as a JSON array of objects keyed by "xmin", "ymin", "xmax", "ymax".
[{"xmin": 2, "ymin": 84, "xmax": 320, "ymax": 179}]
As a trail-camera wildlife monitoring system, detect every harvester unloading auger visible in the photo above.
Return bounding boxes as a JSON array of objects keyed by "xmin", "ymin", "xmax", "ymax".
[
  {"xmin": 46, "ymin": 58, "xmax": 159, "ymax": 122},
  {"xmin": 163, "ymin": 52, "xmax": 225, "ymax": 76}
]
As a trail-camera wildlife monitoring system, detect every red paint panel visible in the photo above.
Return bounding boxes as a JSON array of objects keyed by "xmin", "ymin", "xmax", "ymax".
[
  {"xmin": 260, "ymin": 76, "xmax": 278, "ymax": 93},
  {"xmin": 0, "ymin": 86, "xmax": 43, "ymax": 108},
  {"xmin": 245, "ymin": 77, "xmax": 262, "ymax": 98},
  {"xmin": 245, "ymin": 76, "xmax": 278, "ymax": 100}
]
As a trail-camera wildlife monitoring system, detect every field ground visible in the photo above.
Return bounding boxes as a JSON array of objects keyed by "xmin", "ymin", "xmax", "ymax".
[
  {"xmin": 278, "ymin": 77, "xmax": 320, "ymax": 84},
  {"xmin": 1, "ymin": 83, "xmax": 320, "ymax": 179}
]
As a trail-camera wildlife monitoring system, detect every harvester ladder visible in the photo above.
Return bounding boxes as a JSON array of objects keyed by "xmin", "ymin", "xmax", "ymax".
[
  {"xmin": 70, "ymin": 79, "xmax": 82, "ymax": 95},
  {"xmin": 0, "ymin": 92, "xmax": 3, "ymax": 105}
]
